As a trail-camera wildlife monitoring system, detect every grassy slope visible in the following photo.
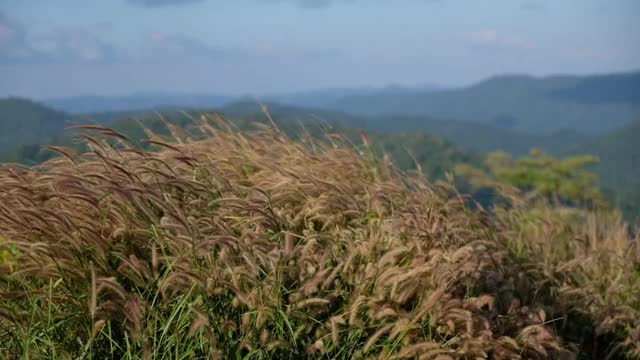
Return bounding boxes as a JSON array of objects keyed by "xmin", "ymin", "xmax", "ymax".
[
  {"xmin": 331, "ymin": 72, "xmax": 640, "ymax": 135},
  {"xmin": 0, "ymin": 123, "xmax": 638, "ymax": 359}
]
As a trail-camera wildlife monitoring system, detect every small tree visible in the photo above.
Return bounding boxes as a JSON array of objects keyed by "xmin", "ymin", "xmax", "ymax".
[{"xmin": 456, "ymin": 149, "xmax": 606, "ymax": 208}]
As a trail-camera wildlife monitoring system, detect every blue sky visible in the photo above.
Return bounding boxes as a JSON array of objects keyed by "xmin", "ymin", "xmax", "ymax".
[{"xmin": 0, "ymin": 0, "xmax": 638, "ymax": 98}]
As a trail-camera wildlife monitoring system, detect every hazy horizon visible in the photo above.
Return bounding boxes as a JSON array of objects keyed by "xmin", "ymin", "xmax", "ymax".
[{"xmin": 1, "ymin": 0, "xmax": 639, "ymax": 98}]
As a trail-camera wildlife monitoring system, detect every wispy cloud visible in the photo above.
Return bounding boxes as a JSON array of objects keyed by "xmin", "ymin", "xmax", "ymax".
[
  {"xmin": 464, "ymin": 30, "xmax": 535, "ymax": 51},
  {"xmin": 0, "ymin": 12, "xmax": 38, "ymax": 64},
  {"xmin": 31, "ymin": 29, "xmax": 120, "ymax": 63},
  {"xmin": 296, "ymin": 0, "xmax": 333, "ymax": 9},
  {"xmin": 140, "ymin": 33, "xmax": 239, "ymax": 62},
  {"xmin": 126, "ymin": 0, "xmax": 204, "ymax": 7},
  {"xmin": 259, "ymin": 0, "xmax": 344, "ymax": 9},
  {"xmin": 520, "ymin": 1, "xmax": 546, "ymax": 11},
  {"xmin": 1, "ymin": 12, "xmax": 119, "ymax": 64},
  {"xmin": 125, "ymin": 0, "xmax": 438, "ymax": 9},
  {"xmin": 0, "ymin": 11, "xmax": 237, "ymax": 66}
]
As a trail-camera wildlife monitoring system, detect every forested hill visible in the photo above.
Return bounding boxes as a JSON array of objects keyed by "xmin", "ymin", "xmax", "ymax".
[
  {"xmin": 0, "ymin": 98, "xmax": 71, "ymax": 153},
  {"xmin": 330, "ymin": 71, "xmax": 640, "ymax": 135},
  {"xmin": 570, "ymin": 119, "xmax": 640, "ymax": 221},
  {"xmin": 1, "ymin": 98, "xmax": 637, "ymax": 220},
  {"xmin": 44, "ymin": 93, "xmax": 232, "ymax": 114},
  {"xmin": 572, "ymin": 119, "xmax": 640, "ymax": 190},
  {"xmin": 0, "ymin": 99, "xmax": 484, "ymax": 182}
]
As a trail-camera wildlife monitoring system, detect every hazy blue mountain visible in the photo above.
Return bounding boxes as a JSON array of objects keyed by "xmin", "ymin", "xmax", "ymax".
[
  {"xmin": 550, "ymin": 72, "xmax": 640, "ymax": 105},
  {"xmin": 44, "ymin": 92, "xmax": 234, "ymax": 114},
  {"xmin": 567, "ymin": 119, "xmax": 640, "ymax": 222},
  {"xmin": 263, "ymin": 84, "xmax": 445, "ymax": 108},
  {"xmin": 330, "ymin": 71, "xmax": 640, "ymax": 135},
  {"xmin": 0, "ymin": 98, "xmax": 636, "ymax": 220},
  {"xmin": 218, "ymin": 101, "xmax": 591, "ymax": 156},
  {"xmin": 571, "ymin": 119, "xmax": 640, "ymax": 192},
  {"xmin": 0, "ymin": 99, "xmax": 483, "ymax": 185},
  {"xmin": 43, "ymin": 85, "xmax": 444, "ymax": 115}
]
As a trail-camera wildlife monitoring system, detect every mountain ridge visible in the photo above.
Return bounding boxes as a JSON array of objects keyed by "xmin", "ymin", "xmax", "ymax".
[{"xmin": 329, "ymin": 71, "xmax": 640, "ymax": 135}]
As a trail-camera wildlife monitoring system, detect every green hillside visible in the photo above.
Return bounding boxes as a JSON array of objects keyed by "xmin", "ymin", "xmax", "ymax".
[
  {"xmin": 0, "ymin": 99, "xmax": 636, "ymax": 221},
  {"xmin": 109, "ymin": 105, "xmax": 486, "ymax": 182},
  {"xmin": 574, "ymin": 119, "xmax": 640, "ymax": 189},
  {"xmin": 0, "ymin": 98, "xmax": 71, "ymax": 153},
  {"xmin": 331, "ymin": 71, "xmax": 640, "ymax": 135},
  {"xmin": 356, "ymin": 114, "xmax": 591, "ymax": 156},
  {"xmin": 211, "ymin": 103, "xmax": 640, "ymax": 222},
  {"xmin": 0, "ymin": 101, "xmax": 484, "ymax": 183},
  {"xmin": 44, "ymin": 93, "xmax": 232, "ymax": 113},
  {"xmin": 571, "ymin": 119, "xmax": 640, "ymax": 221},
  {"xmin": 219, "ymin": 101, "xmax": 591, "ymax": 156}
]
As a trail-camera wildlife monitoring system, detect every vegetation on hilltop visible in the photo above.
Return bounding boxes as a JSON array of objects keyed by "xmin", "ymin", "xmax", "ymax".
[
  {"xmin": 0, "ymin": 119, "xmax": 638, "ymax": 359},
  {"xmin": 457, "ymin": 150, "xmax": 605, "ymax": 208}
]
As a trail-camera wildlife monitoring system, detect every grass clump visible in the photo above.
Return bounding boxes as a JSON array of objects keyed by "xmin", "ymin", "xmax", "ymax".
[{"xmin": 0, "ymin": 116, "xmax": 638, "ymax": 359}]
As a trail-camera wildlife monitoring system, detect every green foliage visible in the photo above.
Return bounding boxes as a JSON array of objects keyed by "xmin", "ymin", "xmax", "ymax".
[
  {"xmin": 457, "ymin": 150, "xmax": 606, "ymax": 208},
  {"xmin": 0, "ymin": 237, "xmax": 19, "ymax": 270},
  {"xmin": 614, "ymin": 184, "xmax": 640, "ymax": 225},
  {"xmin": 490, "ymin": 150, "xmax": 602, "ymax": 205}
]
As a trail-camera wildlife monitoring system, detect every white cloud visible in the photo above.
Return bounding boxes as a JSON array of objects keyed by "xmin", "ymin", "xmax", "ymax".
[
  {"xmin": 0, "ymin": 12, "xmax": 38, "ymax": 63},
  {"xmin": 1, "ymin": 12, "xmax": 119, "ymax": 64},
  {"xmin": 465, "ymin": 30, "xmax": 535, "ymax": 51},
  {"xmin": 31, "ymin": 29, "xmax": 120, "ymax": 63},
  {"xmin": 139, "ymin": 33, "xmax": 239, "ymax": 62},
  {"xmin": 127, "ymin": 0, "xmax": 204, "ymax": 7},
  {"xmin": 520, "ymin": 1, "xmax": 545, "ymax": 11},
  {"xmin": 0, "ymin": 13, "xmax": 232, "ymax": 66}
]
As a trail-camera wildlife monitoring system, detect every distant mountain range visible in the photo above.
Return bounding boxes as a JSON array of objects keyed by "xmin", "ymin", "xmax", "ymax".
[
  {"xmin": 43, "ymin": 85, "xmax": 445, "ymax": 115},
  {"xmin": 3, "ymin": 69, "xmax": 639, "ymax": 220},
  {"xmin": 328, "ymin": 71, "xmax": 640, "ymax": 135},
  {"xmin": 1, "ymin": 93, "xmax": 639, "ymax": 220},
  {"xmin": 572, "ymin": 119, "xmax": 640, "ymax": 192},
  {"xmin": 42, "ymin": 71, "xmax": 640, "ymax": 136},
  {"xmin": 261, "ymin": 84, "xmax": 445, "ymax": 109},
  {"xmin": 217, "ymin": 101, "xmax": 593, "ymax": 156},
  {"xmin": 44, "ymin": 93, "xmax": 234, "ymax": 114}
]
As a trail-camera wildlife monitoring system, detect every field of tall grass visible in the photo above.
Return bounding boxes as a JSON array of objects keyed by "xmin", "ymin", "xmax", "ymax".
[{"xmin": 0, "ymin": 116, "xmax": 638, "ymax": 359}]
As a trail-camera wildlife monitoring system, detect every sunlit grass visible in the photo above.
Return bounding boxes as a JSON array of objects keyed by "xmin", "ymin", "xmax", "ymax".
[{"xmin": 0, "ymin": 116, "xmax": 638, "ymax": 359}]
